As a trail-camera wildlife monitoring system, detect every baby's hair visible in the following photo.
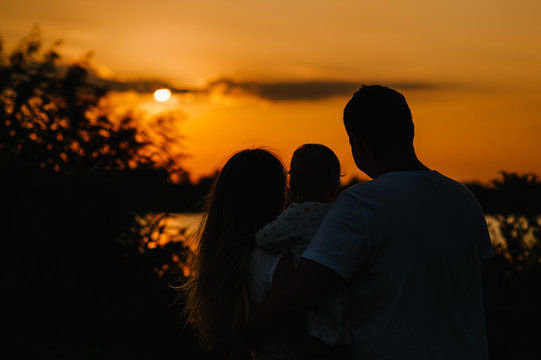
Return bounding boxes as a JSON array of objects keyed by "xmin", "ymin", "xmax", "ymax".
[{"xmin": 289, "ymin": 144, "xmax": 341, "ymax": 202}]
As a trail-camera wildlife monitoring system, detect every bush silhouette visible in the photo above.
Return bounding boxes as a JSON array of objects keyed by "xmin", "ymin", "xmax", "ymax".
[{"xmin": 468, "ymin": 172, "xmax": 541, "ymax": 360}]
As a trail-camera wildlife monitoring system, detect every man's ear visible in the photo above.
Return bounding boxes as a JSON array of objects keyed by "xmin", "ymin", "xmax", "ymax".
[
  {"xmin": 349, "ymin": 132, "xmax": 368, "ymax": 156},
  {"xmin": 348, "ymin": 132, "xmax": 376, "ymax": 177},
  {"xmin": 349, "ymin": 133, "xmax": 372, "ymax": 156}
]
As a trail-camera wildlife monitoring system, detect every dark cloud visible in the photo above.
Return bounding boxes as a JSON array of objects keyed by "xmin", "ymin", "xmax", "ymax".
[
  {"xmin": 99, "ymin": 78, "xmax": 193, "ymax": 94},
  {"xmin": 84, "ymin": 67, "xmax": 441, "ymax": 101},
  {"xmin": 207, "ymin": 78, "xmax": 440, "ymax": 101},
  {"xmin": 85, "ymin": 68, "xmax": 193, "ymax": 94}
]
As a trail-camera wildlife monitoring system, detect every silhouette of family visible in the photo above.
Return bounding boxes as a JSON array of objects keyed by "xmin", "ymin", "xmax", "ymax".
[{"xmin": 180, "ymin": 85, "xmax": 492, "ymax": 359}]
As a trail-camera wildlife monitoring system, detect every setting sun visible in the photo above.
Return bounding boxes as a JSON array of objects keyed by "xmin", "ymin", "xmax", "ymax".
[{"xmin": 154, "ymin": 89, "xmax": 171, "ymax": 102}]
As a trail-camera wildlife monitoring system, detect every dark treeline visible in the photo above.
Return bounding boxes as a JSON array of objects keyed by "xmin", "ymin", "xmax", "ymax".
[
  {"xmin": 1, "ymin": 31, "xmax": 540, "ymax": 359},
  {"xmin": 469, "ymin": 173, "xmax": 541, "ymax": 360}
]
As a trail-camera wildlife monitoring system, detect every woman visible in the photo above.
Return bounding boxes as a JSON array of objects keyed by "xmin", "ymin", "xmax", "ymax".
[{"xmin": 180, "ymin": 148, "xmax": 290, "ymax": 357}]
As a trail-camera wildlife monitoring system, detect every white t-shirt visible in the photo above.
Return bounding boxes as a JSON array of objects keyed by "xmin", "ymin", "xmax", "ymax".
[
  {"xmin": 302, "ymin": 170, "xmax": 493, "ymax": 360},
  {"xmin": 249, "ymin": 247, "xmax": 284, "ymax": 305},
  {"xmin": 249, "ymin": 247, "xmax": 301, "ymax": 360}
]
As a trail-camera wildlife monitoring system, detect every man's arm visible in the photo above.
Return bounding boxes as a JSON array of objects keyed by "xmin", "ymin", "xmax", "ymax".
[
  {"xmin": 247, "ymin": 258, "xmax": 342, "ymax": 339},
  {"xmin": 271, "ymin": 252, "xmax": 296, "ymax": 290}
]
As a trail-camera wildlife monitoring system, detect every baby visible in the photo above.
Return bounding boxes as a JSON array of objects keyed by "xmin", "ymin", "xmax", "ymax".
[{"xmin": 255, "ymin": 143, "xmax": 351, "ymax": 347}]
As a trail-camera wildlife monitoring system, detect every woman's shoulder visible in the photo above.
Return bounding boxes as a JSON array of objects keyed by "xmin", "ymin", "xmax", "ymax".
[
  {"xmin": 249, "ymin": 247, "xmax": 288, "ymax": 305},
  {"xmin": 251, "ymin": 247, "xmax": 285, "ymax": 275}
]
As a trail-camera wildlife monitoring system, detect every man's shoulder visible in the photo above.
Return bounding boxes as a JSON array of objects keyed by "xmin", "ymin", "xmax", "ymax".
[
  {"xmin": 430, "ymin": 171, "xmax": 469, "ymax": 188},
  {"xmin": 342, "ymin": 170, "xmax": 477, "ymax": 205},
  {"xmin": 426, "ymin": 171, "xmax": 479, "ymax": 200},
  {"xmin": 342, "ymin": 179, "xmax": 376, "ymax": 195},
  {"xmin": 376, "ymin": 170, "xmax": 468, "ymax": 191}
]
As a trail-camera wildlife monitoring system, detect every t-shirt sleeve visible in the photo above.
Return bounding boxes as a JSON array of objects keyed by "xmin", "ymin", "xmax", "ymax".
[
  {"xmin": 302, "ymin": 191, "xmax": 369, "ymax": 281},
  {"xmin": 479, "ymin": 228, "xmax": 493, "ymax": 259},
  {"xmin": 474, "ymin": 199, "xmax": 493, "ymax": 260}
]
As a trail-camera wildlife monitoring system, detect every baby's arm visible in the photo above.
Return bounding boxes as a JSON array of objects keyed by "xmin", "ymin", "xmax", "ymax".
[{"xmin": 255, "ymin": 205, "xmax": 304, "ymax": 251}]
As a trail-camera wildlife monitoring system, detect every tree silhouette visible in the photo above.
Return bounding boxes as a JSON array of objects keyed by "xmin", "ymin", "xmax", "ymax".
[
  {"xmin": 0, "ymin": 27, "xmax": 184, "ymax": 175},
  {"xmin": 0, "ymin": 29, "xmax": 206, "ymax": 358},
  {"xmin": 468, "ymin": 172, "xmax": 541, "ymax": 360}
]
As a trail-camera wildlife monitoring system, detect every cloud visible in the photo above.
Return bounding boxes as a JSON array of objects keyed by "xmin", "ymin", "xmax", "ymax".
[
  {"xmin": 206, "ymin": 78, "xmax": 440, "ymax": 101},
  {"xmin": 106, "ymin": 79, "xmax": 193, "ymax": 94},
  {"xmin": 84, "ymin": 66, "xmax": 441, "ymax": 102},
  {"xmin": 84, "ymin": 68, "xmax": 193, "ymax": 94}
]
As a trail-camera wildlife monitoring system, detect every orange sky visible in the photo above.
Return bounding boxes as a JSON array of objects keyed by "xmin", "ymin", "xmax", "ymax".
[{"xmin": 2, "ymin": 0, "xmax": 540, "ymax": 182}]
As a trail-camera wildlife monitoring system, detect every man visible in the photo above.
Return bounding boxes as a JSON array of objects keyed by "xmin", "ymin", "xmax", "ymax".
[{"xmin": 248, "ymin": 85, "xmax": 492, "ymax": 359}]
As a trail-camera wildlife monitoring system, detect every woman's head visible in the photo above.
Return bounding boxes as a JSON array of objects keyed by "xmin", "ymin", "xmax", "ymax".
[
  {"xmin": 181, "ymin": 148, "xmax": 286, "ymax": 350},
  {"xmin": 208, "ymin": 148, "xmax": 287, "ymax": 235},
  {"xmin": 289, "ymin": 144, "xmax": 341, "ymax": 203}
]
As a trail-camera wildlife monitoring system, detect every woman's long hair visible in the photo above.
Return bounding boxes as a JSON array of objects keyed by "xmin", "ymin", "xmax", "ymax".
[{"xmin": 180, "ymin": 148, "xmax": 286, "ymax": 350}]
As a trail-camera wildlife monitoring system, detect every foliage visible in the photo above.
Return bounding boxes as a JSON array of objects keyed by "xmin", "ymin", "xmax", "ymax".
[
  {"xmin": 133, "ymin": 213, "xmax": 193, "ymax": 280},
  {"xmin": 467, "ymin": 172, "xmax": 541, "ymax": 272},
  {"xmin": 468, "ymin": 172, "xmax": 541, "ymax": 360},
  {"xmin": 0, "ymin": 29, "xmax": 209, "ymax": 358},
  {"xmin": 0, "ymin": 26, "xmax": 183, "ymax": 177},
  {"xmin": 474, "ymin": 172, "xmax": 541, "ymax": 273}
]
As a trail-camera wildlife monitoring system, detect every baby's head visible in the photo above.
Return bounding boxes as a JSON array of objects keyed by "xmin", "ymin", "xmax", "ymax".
[{"xmin": 289, "ymin": 144, "xmax": 341, "ymax": 203}]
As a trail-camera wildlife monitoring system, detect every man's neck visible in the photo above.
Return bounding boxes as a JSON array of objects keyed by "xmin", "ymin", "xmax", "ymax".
[{"xmin": 368, "ymin": 154, "xmax": 430, "ymax": 179}]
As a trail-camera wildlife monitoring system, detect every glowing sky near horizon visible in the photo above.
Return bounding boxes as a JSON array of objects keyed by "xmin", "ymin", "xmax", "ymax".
[{"xmin": 1, "ymin": 0, "xmax": 540, "ymax": 182}]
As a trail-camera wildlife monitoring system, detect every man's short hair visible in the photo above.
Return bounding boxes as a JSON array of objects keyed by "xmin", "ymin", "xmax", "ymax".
[{"xmin": 343, "ymin": 85, "xmax": 414, "ymax": 151}]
